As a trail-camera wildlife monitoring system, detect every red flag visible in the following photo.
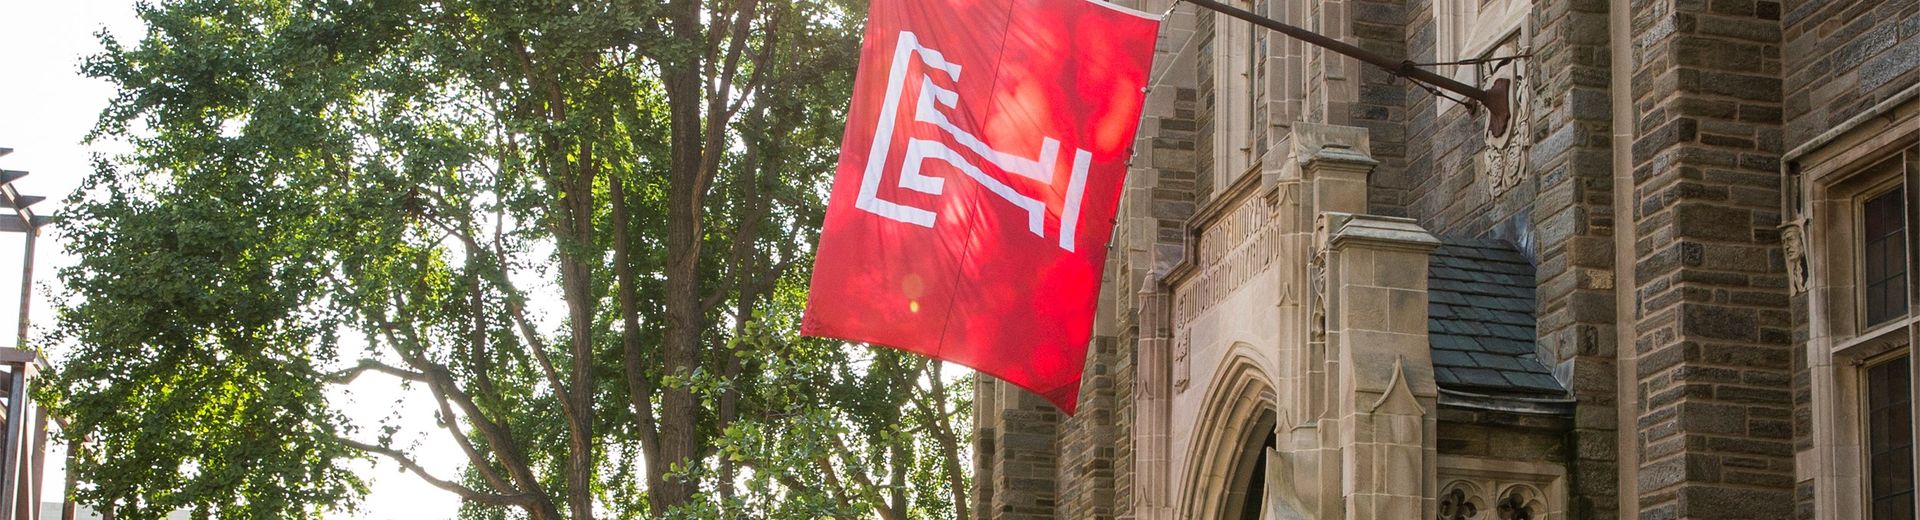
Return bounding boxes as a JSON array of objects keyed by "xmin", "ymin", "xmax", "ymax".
[{"xmin": 802, "ymin": 0, "xmax": 1159, "ymax": 414}]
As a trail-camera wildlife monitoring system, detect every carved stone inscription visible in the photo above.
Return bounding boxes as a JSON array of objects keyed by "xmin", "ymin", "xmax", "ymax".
[{"xmin": 1171, "ymin": 191, "xmax": 1286, "ymax": 390}]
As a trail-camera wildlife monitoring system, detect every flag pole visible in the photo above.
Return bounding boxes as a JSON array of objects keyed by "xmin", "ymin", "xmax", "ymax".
[{"xmin": 1175, "ymin": 0, "xmax": 1515, "ymax": 137}]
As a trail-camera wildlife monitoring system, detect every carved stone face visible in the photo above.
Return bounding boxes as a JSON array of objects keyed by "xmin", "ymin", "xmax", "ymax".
[
  {"xmin": 1781, "ymin": 222, "xmax": 1809, "ymax": 294},
  {"xmin": 1782, "ymin": 223, "xmax": 1805, "ymax": 256}
]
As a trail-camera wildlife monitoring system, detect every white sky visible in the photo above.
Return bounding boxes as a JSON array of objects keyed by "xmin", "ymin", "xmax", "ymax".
[{"xmin": 0, "ymin": 1, "xmax": 461, "ymax": 518}]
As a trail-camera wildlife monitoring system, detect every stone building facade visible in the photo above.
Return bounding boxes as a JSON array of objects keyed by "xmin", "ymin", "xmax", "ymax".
[{"xmin": 969, "ymin": 0, "xmax": 1920, "ymax": 516}]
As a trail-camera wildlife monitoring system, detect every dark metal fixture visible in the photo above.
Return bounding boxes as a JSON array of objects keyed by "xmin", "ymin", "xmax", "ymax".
[{"xmin": 1177, "ymin": 0, "xmax": 1518, "ymax": 137}]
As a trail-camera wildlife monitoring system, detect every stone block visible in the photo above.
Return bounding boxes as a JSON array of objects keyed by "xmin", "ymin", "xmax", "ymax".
[
  {"xmin": 1673, "ymin": 204, "xmax": 1754, "ymax": 241},
  {"xmin": 1681, "ymin": 304, "xmax": 1763, "ymax": 343},
  {"xmin": 1860, "ymin": 35, "xmax": 1920, "ymax": 90},
  {"xmin": 1677, "ymin": 402, "xmax": 1749, "ymax": 435},
  {"xmin": 1833, "ymin": 22, "xmax": 1900, "ymax": 71},
  {"xmin": 1678, "ymin": 485, "xmax": 1794, "ymax": 519},
  {"xmin": 1641, "ymin": 456, "xmax": 1691, "ymax": 491}
]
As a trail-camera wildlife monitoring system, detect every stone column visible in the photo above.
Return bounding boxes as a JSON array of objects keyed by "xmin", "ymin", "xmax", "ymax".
[
  {"xmin": 1322, "ymin": 213, "xmax": 1441, "ymax": 520},
  {"xmin": 1271, "ymin": 123, "xmax": 1376, "ymax": 520},
  {"xmin": 973, "ymin": 377, "xmax": 1060, "ymax": 520},
  {"xmin": 1125, "ymin": 9, "xmax": 1202, "ymax": 517},
  {"xmin": 1624, "ymin": 0, "xmax": 1793, "ymax": 512}
]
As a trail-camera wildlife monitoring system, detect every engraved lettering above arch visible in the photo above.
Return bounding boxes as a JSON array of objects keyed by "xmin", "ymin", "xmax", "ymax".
[
  {"xmin": 1173, "ymin": 329, "xmax": 1191, "ymax": 392},
  {"xmin": 1172, "ymin": 193, "xmax": 1286, "ymax": 331}
]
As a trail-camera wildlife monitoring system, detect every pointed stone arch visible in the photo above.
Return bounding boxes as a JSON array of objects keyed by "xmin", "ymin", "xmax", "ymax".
[{"xmin": 1177, "ymin": 347, "xmax": 1279, "ymax": 519}]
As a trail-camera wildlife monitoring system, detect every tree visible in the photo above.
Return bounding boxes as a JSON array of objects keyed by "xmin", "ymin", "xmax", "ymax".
[{"xmin": 49, "ymin": 0, "xmax": 972, "ymax": 518}]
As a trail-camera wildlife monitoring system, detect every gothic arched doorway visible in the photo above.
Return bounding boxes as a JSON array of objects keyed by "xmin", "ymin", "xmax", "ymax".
[
  {"xmin": 1177, "ymin": 350, "xmax": 1279, "ymax": 519},
  {"xmin": 1221, "ymin": 410, "xmax": 1278, "ymax": 520}
]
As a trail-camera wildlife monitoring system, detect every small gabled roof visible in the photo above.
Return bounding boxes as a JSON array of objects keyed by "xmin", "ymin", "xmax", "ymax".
[{"xmin": 1427, "ymin": 238, "xmax": 1567, "ymax": 397}]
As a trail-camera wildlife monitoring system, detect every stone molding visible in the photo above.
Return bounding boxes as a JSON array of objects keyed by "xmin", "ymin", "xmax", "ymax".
[
  {"xmin": 1325, "ymin": 213, "xmax": 1445, "ymax": 254},
  {"xmin": 1791, "ymin": 95, "xmax": 1919, "ymax": 520},
  {"xmin": 1173, "ymin": 351, "xmax": 1277, "ymax": 519}
]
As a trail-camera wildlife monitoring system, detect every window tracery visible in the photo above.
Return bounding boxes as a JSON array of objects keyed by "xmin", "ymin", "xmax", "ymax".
[
  {"xmin": 1495, "ymin": 484, "xmax": 1544, "ymax": 520},
  {"xmin": 1437, "ymin": 481, "xmax": 1486, "ymax": 520},
  {"xmin": 1434, "ymin": 469, "xmax": 1559, "ymax": 520}
]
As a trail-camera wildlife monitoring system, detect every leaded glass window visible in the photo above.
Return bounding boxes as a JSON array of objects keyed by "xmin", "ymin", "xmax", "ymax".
[
  {"xmin": 1865, "ymin": 183, "xmax": 1909, "ymax": 326},
  {"xmin": 1869, "ymin": 355, "xmax": 1915, "ymax": 520}
]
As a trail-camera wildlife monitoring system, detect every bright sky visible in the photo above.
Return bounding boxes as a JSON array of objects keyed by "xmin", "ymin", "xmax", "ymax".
[{"xmin": 0, "ymin": 1, "xmax": 461, "ymax": 518}]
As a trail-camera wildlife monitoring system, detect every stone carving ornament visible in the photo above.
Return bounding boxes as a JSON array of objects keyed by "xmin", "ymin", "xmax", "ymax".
[
  {"xmin": 1781, "ymin": 169, "xmax": 1810, "ymax": 294},
  {"xmin": 1309, "ymin": 215, "xmax": 1333, "ymax": 343},
  {"xmin": 1173, "ymin": 328, "xmax": 1191, "ymax": 392},
  {"xmin": 1436, "ymin": 479, "xmax": 1547, "ymax": 520},
  {"xmin": 1437, "ymin": 480, "xmax": 1487, "ymax": 520},
  {"xmin": 1481, "ymin": 46, "xmax": 1533, "ymax": 197},
  {"xmin": 1495, "ymin": 484, "xmax": 1544, "ymax": 520},
  {"xmin": 1782, "ymin": 218, "xmax": 1809, "ymax": 294}
]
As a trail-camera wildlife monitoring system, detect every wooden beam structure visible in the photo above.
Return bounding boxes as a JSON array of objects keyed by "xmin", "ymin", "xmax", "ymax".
[
  {"xmin": 0, "ymin": 149, "xmax": 64, "ymax": 520},
  {"xmin": 0, "ymin": 349, "xmax": 46, "ymax": 520}
]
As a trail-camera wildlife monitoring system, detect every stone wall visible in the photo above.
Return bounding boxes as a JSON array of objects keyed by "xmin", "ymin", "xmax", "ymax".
[
  {"xmin": 1057, "ymin": 336, "xmax": 1120, "ymax": 520},
  {"xmin": 1439, "ymin": 407, "xmax": 1574, "ymax": 461},
  {"xmin": 1117, "ymin": 81, "xmax": 1202, "ymax": 519},
  {"xmin": 1625, "ymin": 0, "xmax": 1797, "ymax": 513},
  {"xmin": 1783, "ymin": 0, "xmax": 1918, "ymax": 516},
  {"xmin": 1520, "ymin": 0, "xmax": 1624, "ymax": 514},
  {"xmin": 1398, "ymin": 0, "xmax": 1625, "ymax": 514},
  {"xmin": 1352, "ymin": 0, "xmax": 1412, "ymax": 217},
  {"xmin": 1782, "ymin": 0, "xmax": 1920, "ymax": 147},
  {"xmin": 973, "ymin": 378, "xmax": 1061, "ymax": 520},
  {"xmin": 1438, "ymin": 408, "xmax": 1576, "ymax": 519},
  {"xmin": 1791, "ymin": 268, "xmax": 1814, "ymax": 520},
  {"xmin": 1196, "ymin": 12, "xmax": 1219, "ymax": 204}
]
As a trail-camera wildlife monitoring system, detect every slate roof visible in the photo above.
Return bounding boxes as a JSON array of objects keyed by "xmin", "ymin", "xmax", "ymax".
[{"xmin": 1427, "ymin": 238, "xmax": 1567, "ymax": 397}]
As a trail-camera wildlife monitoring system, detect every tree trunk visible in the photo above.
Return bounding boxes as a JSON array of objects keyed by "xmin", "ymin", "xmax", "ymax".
[
  {"xmin": 657, "ymin": 0, "xmax": 708, "ymax": 509},
  {"xmin": 612, "ymin": 175, "xmax": 669, "ymax": 514},
  {"xmin": 559, "ymin": 143, "xmax": 597, "ymax": 520},
  {"xmin": 927, "ymin": 362, "xmax": 971, "ymax": 520}
]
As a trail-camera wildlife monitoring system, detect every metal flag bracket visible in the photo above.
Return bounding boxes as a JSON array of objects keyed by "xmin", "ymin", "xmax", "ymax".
[{"xmin": 1168, "ymin": 0, "xmax": 1524, "ymax": 138}]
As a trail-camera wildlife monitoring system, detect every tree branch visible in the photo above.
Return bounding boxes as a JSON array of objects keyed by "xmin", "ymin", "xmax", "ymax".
[
  {"xmin": 322, "ymin": 359, "xmax": 426, "ymax": 385},
  {"xmin": 825, "ymin": 434, "xmax": 909, "ymax": 520},
  {"xmin": 330, "ymin": 433, "xmax": 531, "ymax": 508},
  {"xmin": 354, "ymin": 300, "xmax": 556, "ymax": 513},
  {"xmin": 416, "ymin": 202, "xmax": 577, "ymax": 417},
  {"xmin": 915, "ymin": 360, "xmax": 971, "ymax": 520},
  {"xmin": 610, "ymin": 174, "xmax": 669, "ymax": 509}
]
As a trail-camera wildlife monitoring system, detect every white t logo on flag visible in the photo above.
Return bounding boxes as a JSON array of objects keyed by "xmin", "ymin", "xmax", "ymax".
[
  {"xmin": 853, "ymin": 31, "xmax": 1093, "ymax": 252},
  {"xmin": 805, "ymin": 0, "xmax": 1159, "ymax": 414}
]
